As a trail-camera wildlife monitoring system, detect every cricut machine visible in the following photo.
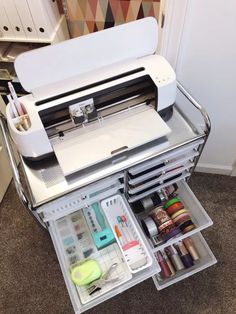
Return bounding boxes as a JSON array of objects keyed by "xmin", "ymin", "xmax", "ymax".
[{"xmin": 6, "ymin": 17, "xmax": 176, "ymax": 176}]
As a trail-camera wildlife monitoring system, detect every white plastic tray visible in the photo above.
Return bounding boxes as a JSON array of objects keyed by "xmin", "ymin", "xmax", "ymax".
[
  {"xmin": 128, "ymin": 139, "xmax": 204, "ymax": 176},
  {"xmin": 152, "ymin": 232, "xmax": 217, "ymax": 290},
  {"xmin": 49, "ymin": 214, "xmax": 159, "ymax": 313},
  {"xmin": 136, "ymin": 181, "xmax": 213, "ymax": 252},
  {"xmin": 101, "ymin": 194, "xmax": 153, "ymax": 274}
]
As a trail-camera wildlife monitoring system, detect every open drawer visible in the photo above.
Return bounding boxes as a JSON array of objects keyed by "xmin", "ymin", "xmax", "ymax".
[
  {"xmin": 46, "ymin": 193, "xmax": 159, "ymax": 313},
  {"xmin": 152, "ymin": 232, "xmax": 217, "ymax": 290},
  {"xmin": 134, "ymin": 180, "xmax": 213, "ymax": 252}
]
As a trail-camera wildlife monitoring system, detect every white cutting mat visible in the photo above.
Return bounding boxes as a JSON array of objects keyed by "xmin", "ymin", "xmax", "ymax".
[{"xmin": 52, "ymin": 107, "xmax": 171, "ymax": 176}]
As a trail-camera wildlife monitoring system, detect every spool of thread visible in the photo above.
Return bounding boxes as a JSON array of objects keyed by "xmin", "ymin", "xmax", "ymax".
[
  {"xmin": 183, "ymin": 237, "xmax": 200, "ymax": 261},
  {"xmin": 155, "ymin": 251, "xmax": 172, "ymax": 279},
  {"xmin": 141, "ymin": 217, "xmax": 158, "ymax": 238},
  {"xmin": 162, "ymin": 251, "xmax": 176, "ymax": 276},
  {"xmin": 174, "ymin": 241, "xmax": 193, "ymax": 268},
  {"xmin": 165, "ymin": 245, "xmax": 185, "ymax": 271}
]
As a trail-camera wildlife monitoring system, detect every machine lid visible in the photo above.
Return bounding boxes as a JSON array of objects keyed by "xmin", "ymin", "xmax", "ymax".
[{"xmin": 14, "ymin": 17, "xmax": 158, "ymax": 93}]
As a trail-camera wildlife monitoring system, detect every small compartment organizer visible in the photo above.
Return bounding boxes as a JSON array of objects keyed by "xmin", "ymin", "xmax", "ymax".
[
  {"xmin": 152, "ymin": 232, "xmax": 217, "ymax": 290},
  {"xmin": 101, "ymin": 194, "xmax": 153, "ymax": 273}
]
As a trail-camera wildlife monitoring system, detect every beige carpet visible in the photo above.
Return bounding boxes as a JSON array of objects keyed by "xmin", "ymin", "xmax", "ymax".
[{"xmin": 0, "ymin": 173, "xmax": 236, "ymax": 314}]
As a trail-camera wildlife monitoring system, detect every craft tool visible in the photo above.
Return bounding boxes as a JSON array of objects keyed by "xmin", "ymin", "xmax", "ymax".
[
  {"xmin": 87, "ymin": 263, "xmax": 120, "ymax": 295},
  {"xmin": 114, "ymin": 225, "xmax": 125, "ymax": 246},
  {"xmin": 120, "ymin": 215, "xmax": 133, "ymax": 242},
  {"xmin": 7, "ymin": 94, "xmax": 18, "ymax": 117},
  {"xmin": 8, "ymin": 82, "xmax": 24, "ymax": 116},
  {"xmin": 70, "ymin": 259, "xmax": 102, "ymax": 286},
  {"xmin": 83, "ymin": 203, "xmax": 115, "ymax": 249}
]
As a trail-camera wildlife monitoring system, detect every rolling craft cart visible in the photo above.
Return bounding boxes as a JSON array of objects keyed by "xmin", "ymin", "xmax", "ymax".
[{"xmin": 0, "ymin": 18, "xmax": 216, "ymax": 313}]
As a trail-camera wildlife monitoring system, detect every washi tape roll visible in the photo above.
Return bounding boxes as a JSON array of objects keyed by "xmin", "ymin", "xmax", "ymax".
[
  {"xmin": 171, "ymin": 209, "xmax": 188, "ymax": 220},
  {"xmin": 141, "ymin": 196, "xmax": 154, "ymax": 211},
  {"xmin": 141, "ymin": 217, "xmax": 158, "ymax": 238},
  {"xmin": 182, "ymin": 224, "xmax": 195, "ymax": 233},
  {"xmin": 164, "ymin": 197, "xmax": 181, "ymax": 209},
  {"xmin": 165, "ymin": 202, "xmax": 184, "ymax": 216},
  {"xmin": 173, "ymin": 212, "xmax": 191, "ymax": 225},
  {"xmin": 163, "ymin": 227, "xmax": 181, "ymax": 241},
  {"xmin": 158, "ymin": 219, "xmax": 175, "ymax": 232},
  {"xmin": 150, "ymin": 206, "xmax": 172, "ymax": 226}
]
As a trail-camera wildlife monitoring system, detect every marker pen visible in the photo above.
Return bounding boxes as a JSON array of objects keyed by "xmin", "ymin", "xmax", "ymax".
[
  {"xmin": 162, "ymin": 251, "xmax": 176, "ymax": 276},
  {"xmin": 174, "ymin": 241, "xmax": 193, "ymax": 268},
  {"xmin": 155, "ymin": 251, "xmax": 172, "ymax": 279},
  {"xmin": 165, "ymin": 245, "xmax": 185, "ymax": 271}
]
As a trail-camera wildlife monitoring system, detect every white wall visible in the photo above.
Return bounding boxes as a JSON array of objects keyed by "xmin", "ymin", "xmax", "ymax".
[{"xmin": 162, "ymin": 0, "xmax": 236, "ymax": 175}]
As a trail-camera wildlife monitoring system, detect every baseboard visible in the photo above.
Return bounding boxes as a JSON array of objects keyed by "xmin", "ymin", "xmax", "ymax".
[{"xmin": 195, "ymin": 163, "xmax": 233, "ymax": 176}]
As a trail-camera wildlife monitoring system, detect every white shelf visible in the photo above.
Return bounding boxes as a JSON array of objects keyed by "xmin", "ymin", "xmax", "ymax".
[{"xmin": 0, "ymin": 15, "xmax": 69, "ymax": 44}]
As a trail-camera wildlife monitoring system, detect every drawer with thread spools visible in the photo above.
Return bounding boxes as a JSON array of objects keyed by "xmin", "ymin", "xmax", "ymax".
[{"xmin": 131, "ymin": 180, "xmax": 213, "ymax": 252}]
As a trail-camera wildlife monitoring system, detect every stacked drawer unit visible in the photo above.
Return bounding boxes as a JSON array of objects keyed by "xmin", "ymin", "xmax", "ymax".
[
  {"xmin": 124, "ymin": 139, "xmax": 216, "ymax": 290},
  {"xmin": 126, "ymin": 139, "xmax": 204, "ymax": 204}
]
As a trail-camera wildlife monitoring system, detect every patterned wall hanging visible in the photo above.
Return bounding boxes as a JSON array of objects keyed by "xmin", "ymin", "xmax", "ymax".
[{"xmin": 62, "ymin": 0, "xmax": 160, "ymax": 38}]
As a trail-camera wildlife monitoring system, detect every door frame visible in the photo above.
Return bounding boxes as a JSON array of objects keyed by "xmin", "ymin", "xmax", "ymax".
[{"xmin": 159, "ymin": 0, "xmax": 189, "ymax": 69}]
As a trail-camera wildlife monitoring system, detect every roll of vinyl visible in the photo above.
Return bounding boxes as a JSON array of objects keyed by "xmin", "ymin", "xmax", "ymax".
[{"xmin": 141, "ymin": 217, "xmax": 158, "ymax": 238}]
